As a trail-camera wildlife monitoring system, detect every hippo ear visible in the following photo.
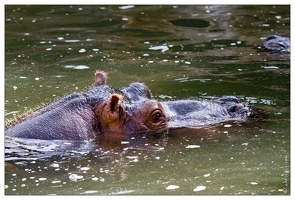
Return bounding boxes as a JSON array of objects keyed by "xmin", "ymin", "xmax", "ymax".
[
  {"xmin": 109, "ymin": 93, "xmax": 124, "ymax": 112},
  {"xmin": 94, "ymin": 93, "xmax": 127, "ymax": 133},
  {"xmin": 93, "ymin": 70, "xmax": 107, "ymax": 87}
]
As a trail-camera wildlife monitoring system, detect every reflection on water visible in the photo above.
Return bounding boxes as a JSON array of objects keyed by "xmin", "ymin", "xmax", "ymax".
[{"xmin": 5, "ymin": 5, "xmax": 290, "ymax": 195}]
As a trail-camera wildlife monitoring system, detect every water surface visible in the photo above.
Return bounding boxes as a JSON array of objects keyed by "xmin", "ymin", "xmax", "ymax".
[{"xmin": 5, "ymin": 5, "xmax": 290, "ymax": 195}]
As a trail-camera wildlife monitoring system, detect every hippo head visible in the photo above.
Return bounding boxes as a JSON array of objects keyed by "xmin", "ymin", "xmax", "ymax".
[{"xmin": 93, "ymin": 71, "xmax": 168, "ymax": 137}]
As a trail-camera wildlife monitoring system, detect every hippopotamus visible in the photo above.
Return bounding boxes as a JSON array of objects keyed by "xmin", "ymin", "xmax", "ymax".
[
  {"xmin": 5, "ymin": 70, "xmax": 252, "ymax": 141},
  {"xmin": 254, "ymin": 35, "xmax": 290, "ymax": 52}
]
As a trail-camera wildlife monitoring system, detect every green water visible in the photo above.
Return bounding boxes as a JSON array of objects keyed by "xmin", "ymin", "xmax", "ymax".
[{"xmin": 5, "ymin": 5, "xmax": 290, "ymax": 195}]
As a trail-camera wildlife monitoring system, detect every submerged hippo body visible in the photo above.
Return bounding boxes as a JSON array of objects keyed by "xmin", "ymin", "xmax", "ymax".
[
  {"xmin": 5, "ymin": 71, "xmax": 252, "ymax": 141},
  {"xmin": 255, "ymin": 35, "xmax": 290, "ymax": 52}
]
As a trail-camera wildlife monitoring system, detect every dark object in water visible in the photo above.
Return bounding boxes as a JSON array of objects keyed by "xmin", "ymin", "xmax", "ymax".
[{"xmin": 254, "ymin": 35, "xmax": 290, "ymax": 52}]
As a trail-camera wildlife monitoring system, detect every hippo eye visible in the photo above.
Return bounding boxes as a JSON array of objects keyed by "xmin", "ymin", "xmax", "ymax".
[{"xmin": 151, "ymin": 111, "xmax": 164, "ymax": 123}]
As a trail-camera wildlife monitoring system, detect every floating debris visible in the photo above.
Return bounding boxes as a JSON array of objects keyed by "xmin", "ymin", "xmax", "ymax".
[
  {"xmin": 51, "ymin": 163, "xmax": 59, "ymax": 168},
  {"xmin": 262, "ymin": 66, "xmax": 279, "ymax": 69},
  {"xmin": 166, "ymin": 185, "xmax": 180, "ymax": 190},
  {"xmin": 80, "ymin": 167, "xmax": 90, "ymax": 171},
  {"xmin": 148, "ymin": 45, "xmax": 169, "ymax": 53},
  {"xmin": 52, "ymin": 180, "xmax": 61, "ymax": 184},
  {"xmin": 64, "ymin": 65, "xmax": 89, "ymax": 70},
  {"xmin": 111, "ymin": 190, "xmax": 135, "ymax": 195},
  {"xmin": 118, "ymin": 5, "xmax": 134, "ymax": 10},
  {"xmin": 186, "ymin": 145, "xmax": 201, "ymax": 149},
  {"xmin": 78, "ymin": 49, "xmax": 86, "ymax": 53},
  {"xmin": 65, "ymin": 40, "xmax": 80, "ymax": 43},
  {"xmin": 193, "ymin": 185, "xmax": 206, "ymax": 192}
]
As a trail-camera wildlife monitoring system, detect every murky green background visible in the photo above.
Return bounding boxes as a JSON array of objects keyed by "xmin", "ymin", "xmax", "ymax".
[{"xmin": 5, "ymin": 5, "xmax": 290, "ymax": 195}]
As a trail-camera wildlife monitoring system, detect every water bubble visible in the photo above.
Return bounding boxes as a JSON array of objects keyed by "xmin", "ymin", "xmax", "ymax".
[{"xmin": 69, "ymin": 174, "xmax": 83, "ymax": 182}]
